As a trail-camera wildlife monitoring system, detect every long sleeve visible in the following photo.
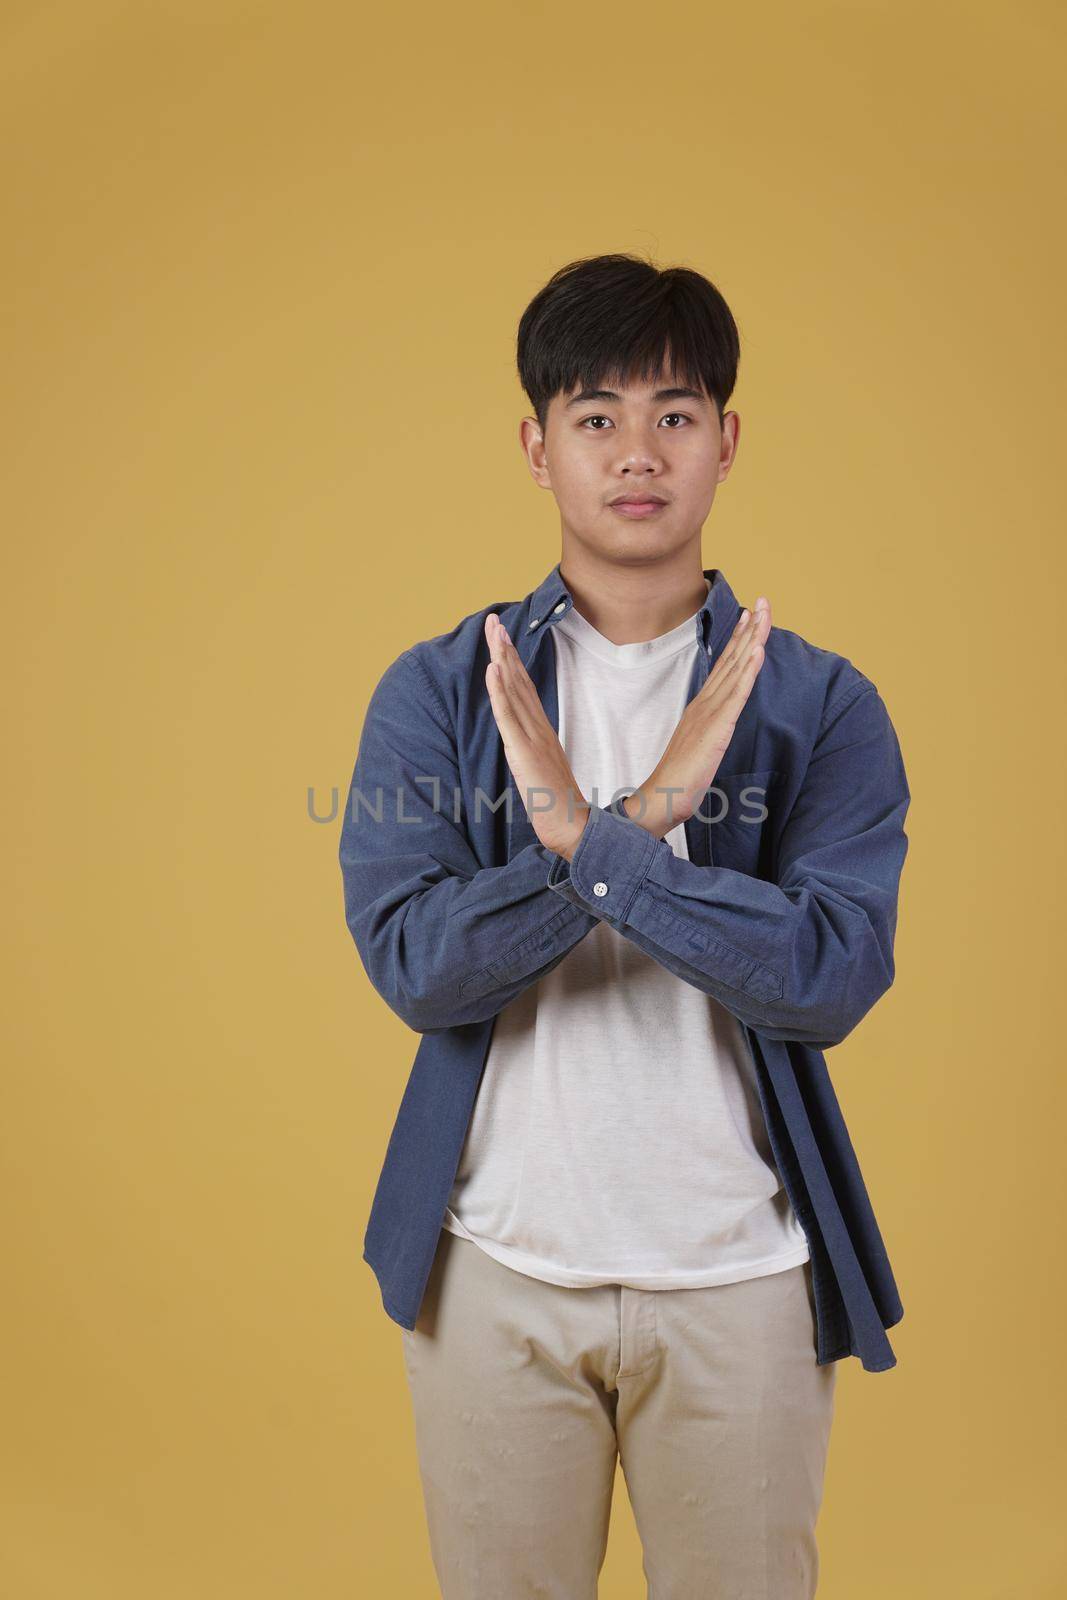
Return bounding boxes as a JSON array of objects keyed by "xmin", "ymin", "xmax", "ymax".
[
  {"xmin": 545, "ymin": 680, "xmax": 911, "ymax": 1049},
  {"xmin": 338, "ymin": 649, "xmax": 598, "ymax": 1033}
]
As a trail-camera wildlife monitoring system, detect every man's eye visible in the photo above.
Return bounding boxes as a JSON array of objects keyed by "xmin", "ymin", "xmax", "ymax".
[{"xmin": 578, "ymin": 413, "xmax": 692, "ymax": 431}]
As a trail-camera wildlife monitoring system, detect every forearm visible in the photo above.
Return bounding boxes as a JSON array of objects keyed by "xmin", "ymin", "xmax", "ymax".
[
  {"xmin": 546, "ymin": 800, "xmax": 904, "ymax": 1048},
  {"xmin": 340, "ymin": 830, "xmax": 599, "ymax": 1033}
]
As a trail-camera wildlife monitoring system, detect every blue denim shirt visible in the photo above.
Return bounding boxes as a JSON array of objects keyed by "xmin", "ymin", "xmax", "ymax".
[{"xmin": 338, "ymin": 562, "xmax": 911, "ymax": 1372}]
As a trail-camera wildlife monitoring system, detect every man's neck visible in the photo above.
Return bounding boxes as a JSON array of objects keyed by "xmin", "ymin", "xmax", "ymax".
[{"xmin": 557, "ymin": 545, "xmax": 711, "ymax": 645}]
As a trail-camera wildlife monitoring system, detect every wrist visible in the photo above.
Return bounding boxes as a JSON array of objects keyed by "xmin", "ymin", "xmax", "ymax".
[
  {"xmin": 554, "ymin": 799, "xmax": 592, "ymax": 862},
  {"xmin": 620, "ymin": 788, "xmax": 666, "ymax": 837}
]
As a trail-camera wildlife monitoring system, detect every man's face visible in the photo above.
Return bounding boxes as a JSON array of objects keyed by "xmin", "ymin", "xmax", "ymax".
[{"xmin": 520, "ymin": 365, "xmax": 739, "ymax": 562}]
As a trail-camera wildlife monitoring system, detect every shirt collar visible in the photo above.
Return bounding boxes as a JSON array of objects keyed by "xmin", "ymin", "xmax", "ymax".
[{"xmin": 522, "ymin": 559, "xmax": 743, "ymax": 663}]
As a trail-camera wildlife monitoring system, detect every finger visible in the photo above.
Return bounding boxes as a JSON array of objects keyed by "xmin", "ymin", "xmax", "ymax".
[
  {"xmin": 485, "ymin": 660, "xmax": 528, "ymax": 754},
  {"xmin": 485, "ymin": 624, "xmax": 544, "ymax": 748},
  {"xmin": 485, "ymin": 616, "xmax": 526, "ymax": 719},
  {"xmin": 708, "ymin": 598, "xmax": 761, "ymax": 675},
  {"xmin": 705, "ymin": 618, "xmax": 758, "ymax": 698},
  {"xmin": 485, "ymin": 613, "xmax": 508, "ymax": 670},
  {"xmin": 702, "ymin": 610, "xmax": 771, "ymax": 718},
  {"xmin": 491, "ymin": 619, "xmax": 549, "ymax": 733},
  {"xmin": 707, "ymin": 604, "xmax": 754, "ymax": 682},
  {"xmin": 705, "ymin": 662, "xmax": 764, "ymax": 755},
  {"xmin": 750, "ymin": 596, "xmax": 771, "ymax": 644},
  {"xmin": 705, "ymin": 597, "xmax": 770, "ymax": 694},
  {"xmin": 719, "ymin": 640, "xmax": 766, "ymax": 721}
]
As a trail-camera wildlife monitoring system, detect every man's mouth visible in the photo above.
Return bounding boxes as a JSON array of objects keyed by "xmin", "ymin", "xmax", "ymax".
[{"xmin": 609, "ymin": 497, "xmax": 668, "ymax": 518}]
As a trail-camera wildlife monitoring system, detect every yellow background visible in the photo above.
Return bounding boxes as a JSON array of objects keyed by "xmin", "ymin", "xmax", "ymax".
[{"xmin": 3, "ymin": 2, "xmax": 1064, "ymax": 1594}]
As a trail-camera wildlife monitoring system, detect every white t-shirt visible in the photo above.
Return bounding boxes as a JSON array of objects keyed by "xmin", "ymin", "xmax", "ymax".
[{"xmin": 442, "ymin": 580, "xmax": 810, "ymax": 1289}]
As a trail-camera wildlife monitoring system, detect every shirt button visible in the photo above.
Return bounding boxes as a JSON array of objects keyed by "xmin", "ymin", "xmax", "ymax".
[
  {"xmin": 593, "ymin": 881, "xmax": 609, "ymax": 897},
  {"xmin": 528, "ymin": 617, "xmax": 540, "ymax": 630},
  {"xmin": 553, "ymin": 601, "xmax": 566, "ymax": 613}
]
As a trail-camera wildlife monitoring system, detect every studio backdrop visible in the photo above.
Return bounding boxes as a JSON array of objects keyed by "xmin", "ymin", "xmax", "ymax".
[{"xmin": 3, "ymin": 3, "xmax": 1064, "ymax": 1597}]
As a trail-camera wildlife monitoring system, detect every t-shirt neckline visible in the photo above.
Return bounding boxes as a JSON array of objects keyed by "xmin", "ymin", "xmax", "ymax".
[{"xmin": 553, "ymin": 577, "xmax": 711, "ymax": 670}]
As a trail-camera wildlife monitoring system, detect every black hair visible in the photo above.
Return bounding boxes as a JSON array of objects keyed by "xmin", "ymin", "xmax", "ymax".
[{"xmin": 516, "ymin": 252, "xmax": 741, "ymax": 436}]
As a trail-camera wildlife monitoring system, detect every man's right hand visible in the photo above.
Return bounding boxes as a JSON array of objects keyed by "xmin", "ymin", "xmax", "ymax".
[{"xmin": 622, "ymin": 596, "xmax": 772, "ymax": 838}]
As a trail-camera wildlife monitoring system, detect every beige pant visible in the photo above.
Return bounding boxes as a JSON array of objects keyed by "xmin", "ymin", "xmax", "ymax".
[{"xmin": 400, "ymin": 1227, "xmax": 838, "ymax": 1599}]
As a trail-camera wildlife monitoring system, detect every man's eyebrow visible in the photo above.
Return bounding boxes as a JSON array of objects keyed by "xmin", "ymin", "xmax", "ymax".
[{"xmin": 563, "ymin": 385, "xmax": 709, "ymax": 409}]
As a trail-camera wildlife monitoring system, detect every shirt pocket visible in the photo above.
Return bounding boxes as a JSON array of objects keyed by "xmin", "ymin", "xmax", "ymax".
[{"xmin": 698, "ymin": 768, "xmax": 781, "ymax": 877}]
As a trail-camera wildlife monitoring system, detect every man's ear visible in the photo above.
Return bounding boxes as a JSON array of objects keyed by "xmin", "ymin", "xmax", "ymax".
[
  {"xmin": 717, "ymin": 409, "xmax": 741, "ymax": 480},
  {"xmin": 519, "ymin": 413, "xmax": 551, "ymax": 489}
]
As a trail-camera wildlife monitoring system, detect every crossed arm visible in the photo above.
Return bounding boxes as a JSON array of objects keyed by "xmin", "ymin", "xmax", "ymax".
[{"xmin": 339, "ymin": 610, "xmax": 910, "ymax": 1046}]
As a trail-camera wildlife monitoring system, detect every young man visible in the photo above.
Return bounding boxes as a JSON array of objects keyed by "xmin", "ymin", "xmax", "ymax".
[{"xmin": 338, "ymin": 253, "xmax": 911, "ymax": 1598}]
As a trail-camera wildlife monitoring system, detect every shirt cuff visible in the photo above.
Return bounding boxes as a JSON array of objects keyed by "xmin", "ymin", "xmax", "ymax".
[{"xmin": 546, "ymin": 801, "xmax": 659, "ymax": 924}]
